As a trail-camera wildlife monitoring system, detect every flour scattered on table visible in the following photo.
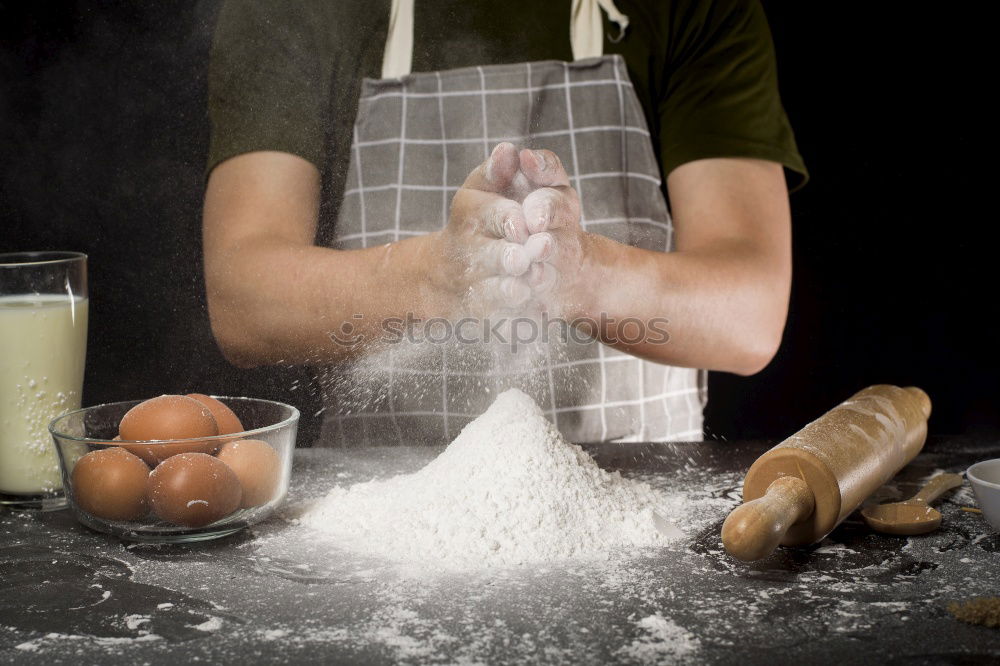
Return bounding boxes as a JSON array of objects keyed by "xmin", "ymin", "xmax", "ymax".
[
  {"xmin": 617, "ymin": 613, "xmax": 701, "ymax": 663},
  {"xmin": 299, "ymin": 389, "xmax": 680, "ymax": 569},
  {"xmin": 122, "ymin": 613, "xmax": 151, "ymax": 630},
  {"xmin": 191, "ymin": 616, "xmax": 223, "ymax": 632},
  {"xmin": 260, "ymin": 628, "xmax": 291, "ymax": 641}
]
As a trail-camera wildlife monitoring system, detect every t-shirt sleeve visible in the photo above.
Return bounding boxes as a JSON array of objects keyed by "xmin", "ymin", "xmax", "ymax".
[
  {"xmin": 207, "ymin": 1, "xmax": 328, "ymax": 175},
  {"xmin": 658, "ymin": 0, "xmax": 808, "ymax": 190}
]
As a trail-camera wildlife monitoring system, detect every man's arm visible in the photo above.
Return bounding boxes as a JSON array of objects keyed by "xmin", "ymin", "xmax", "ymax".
[
  {"xmin": 203, "ymin": 146, "xmax": 534, "ymax": 367},
  {"xmin": 203, "ymin": 151, "xmax": 428, "ymax": 366},
  {"xmin": 582, "ymin": 157, "xmax": 791, "ymax": 376},
  {"xmin": 518, "ymin": 152, "xmax": 791, "ymax": 377}
]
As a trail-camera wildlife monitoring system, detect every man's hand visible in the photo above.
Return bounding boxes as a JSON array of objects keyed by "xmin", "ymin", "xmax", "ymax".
[
  {"xmin": 516, "ymin": 148, "xmax": 587, "ymax": 317},
  {"xmin": 431, "ymin": 142, "xmax": 536, "ymax": 316},
  {"xmin": 437, "ymin": 144, "xmax": 589, "ymax": 318}
]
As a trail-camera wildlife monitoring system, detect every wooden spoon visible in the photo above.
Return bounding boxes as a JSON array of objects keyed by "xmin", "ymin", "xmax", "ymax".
[{"xmin": 861, "ymin": 473, "xmax": 963, "ymax": 535}]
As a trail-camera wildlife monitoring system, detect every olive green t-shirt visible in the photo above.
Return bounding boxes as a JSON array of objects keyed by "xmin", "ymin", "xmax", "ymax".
[{"xmin": 208, "ymin": 0, "xmax": 807, "ymax": 229}]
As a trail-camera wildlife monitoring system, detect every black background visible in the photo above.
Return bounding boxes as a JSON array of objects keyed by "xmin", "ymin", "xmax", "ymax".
[{"xmin": 1, "ymin": 2, "xmax": 993, "ymax": 444}]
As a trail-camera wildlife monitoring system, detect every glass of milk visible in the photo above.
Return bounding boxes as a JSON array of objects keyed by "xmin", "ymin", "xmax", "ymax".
[{"xmin": 0, "ymin": 251, "xmax": 88, "ymax": 510}]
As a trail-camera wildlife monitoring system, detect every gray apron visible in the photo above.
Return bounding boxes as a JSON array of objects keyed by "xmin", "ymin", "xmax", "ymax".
[{"xmin": 318, "ymin": 13, "xmax": 706, "ymax": 446}]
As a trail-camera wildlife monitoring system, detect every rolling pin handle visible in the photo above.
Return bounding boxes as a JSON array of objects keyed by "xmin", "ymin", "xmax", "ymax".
[
  {"xmin": 903, "ymin": 386, "xmax": 932, "ymax": 420},
  {"xmin": 721, "ymin": 475, "xmax": 815, "ymax": 562}
]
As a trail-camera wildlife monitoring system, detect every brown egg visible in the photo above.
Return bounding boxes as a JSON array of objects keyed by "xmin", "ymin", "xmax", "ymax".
[
  {"xmin": 216, "ymin": 439, "xmax": 281, "ymax": 508},
  {"xmin": 71, "ymin": 447, "xmax": 150, "ymax": 521},
  {"xmin": 148, "ymin": 452, "xmax": 242, "ymax": 527},
  {"xmin": 187, "ymin": 393, "xmax": 244, "ymax": 435},
  {"xmin": 118, "ymin": 395, "xmax": 220, "ymax": 465}
]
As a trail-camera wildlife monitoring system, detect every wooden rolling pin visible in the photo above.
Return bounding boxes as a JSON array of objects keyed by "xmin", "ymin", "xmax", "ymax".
[{"xmin": 721, "ymin": 385, "xmax": 931, "ymax": 562}]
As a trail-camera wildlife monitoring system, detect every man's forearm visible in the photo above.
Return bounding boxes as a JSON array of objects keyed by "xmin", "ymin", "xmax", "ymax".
[
  {"xmin": 206, "ymin": 233, "xmax": 445, "ymax": 366},
  {"xmin": 575, "ymin": 232, "xmax": 791, "ymax": 376}
]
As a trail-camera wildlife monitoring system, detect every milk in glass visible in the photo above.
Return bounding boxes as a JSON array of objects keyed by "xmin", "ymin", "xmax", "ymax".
[{"xmin": 0, "ymin": 295, "xmax": 88, "ymax": 493}]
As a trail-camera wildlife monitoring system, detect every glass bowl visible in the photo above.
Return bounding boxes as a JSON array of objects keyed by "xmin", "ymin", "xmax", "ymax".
[{"xmin": 49, "ymin": 396, "xmax": 298, "ymax": 543}]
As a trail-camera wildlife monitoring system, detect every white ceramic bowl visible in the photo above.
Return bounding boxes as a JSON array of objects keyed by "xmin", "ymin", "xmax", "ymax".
[{"xmin": 967, "ymin": 458, "xmax": 1000, "ymax": 532}]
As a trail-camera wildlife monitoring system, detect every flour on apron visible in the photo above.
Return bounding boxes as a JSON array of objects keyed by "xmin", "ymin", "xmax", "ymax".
[{"xmin": 318, "ymin": 6, "xmax": 706, "ymax": 445}]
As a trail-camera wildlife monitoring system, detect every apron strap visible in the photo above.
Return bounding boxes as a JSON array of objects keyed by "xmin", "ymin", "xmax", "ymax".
[
  {"xmin": 570, "ymin": 0, "xmax": 629, "ymax": 60},
  {"xmin": 380, "ymin": 0, "xmax": 629, "ymax": 79},
  {"xmin": 381, "ymin": 0, "xmax": 415, "ymax": 79}
]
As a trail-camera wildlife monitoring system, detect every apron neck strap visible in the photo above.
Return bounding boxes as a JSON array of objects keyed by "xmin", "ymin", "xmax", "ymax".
[
  {"xmin": 382, "ymin": 0, "xmax": 415, "ymax": 79},
  {"xmin": 570, "ymin": 0, "xmax": 629, "ymax": 61},
  {"xmin": 380, "ymin": 0, "xmax": 630, "ymax": 79}
]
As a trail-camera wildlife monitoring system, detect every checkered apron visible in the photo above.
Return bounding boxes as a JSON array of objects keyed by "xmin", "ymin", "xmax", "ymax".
[{"xmin": 318, "ymin": 55, "xmax": 707, "ymax": 445}]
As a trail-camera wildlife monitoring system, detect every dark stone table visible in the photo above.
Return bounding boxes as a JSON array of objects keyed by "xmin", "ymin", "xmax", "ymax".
[{"xmin": 1, "ymin": 438, "xmax": 999, "ymax": 665}]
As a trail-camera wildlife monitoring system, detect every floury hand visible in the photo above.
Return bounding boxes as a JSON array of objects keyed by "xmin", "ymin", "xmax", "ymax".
[{"xmin": 427, "ymin": 142, "xmax": 535, "ymax": 317}]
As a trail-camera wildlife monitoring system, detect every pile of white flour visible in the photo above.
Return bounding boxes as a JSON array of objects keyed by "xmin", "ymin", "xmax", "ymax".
[{"xmin": 299, "ymin": 389, "xmax": 680, "ymax": 569}]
